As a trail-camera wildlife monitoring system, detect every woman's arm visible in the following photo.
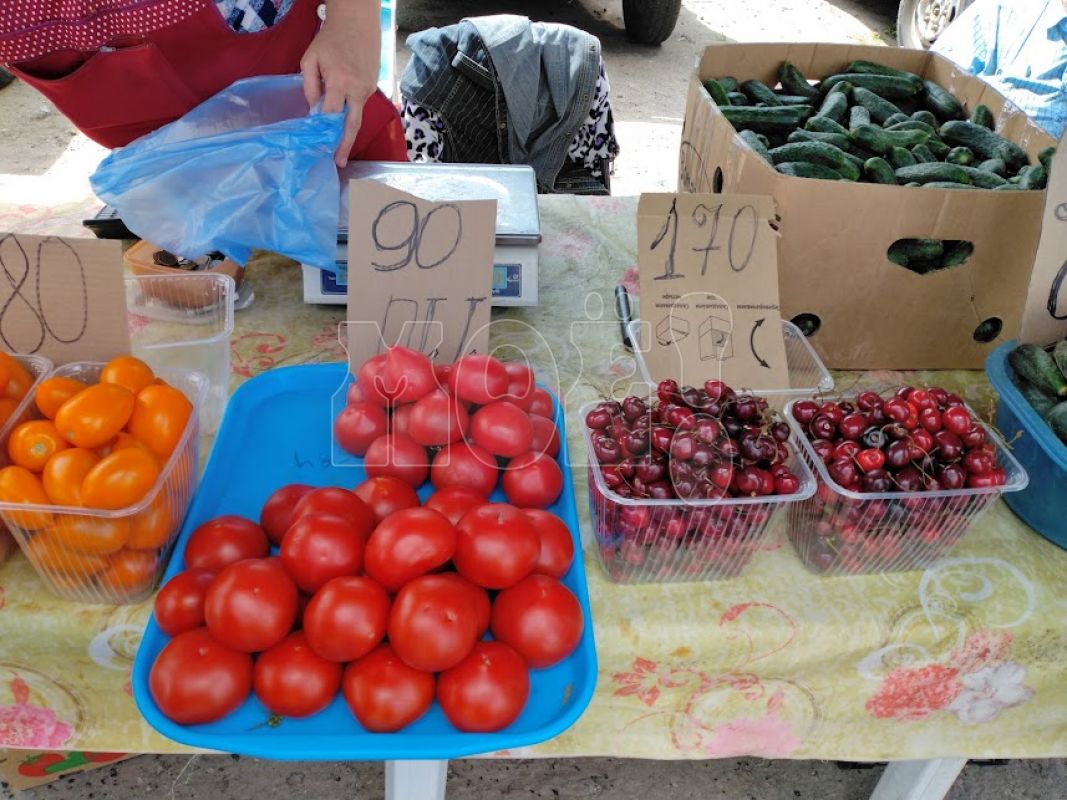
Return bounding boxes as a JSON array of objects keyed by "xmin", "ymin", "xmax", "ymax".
[{"xmin": 300, "ymin": 0, "xmax": 382, "ymax": 167}]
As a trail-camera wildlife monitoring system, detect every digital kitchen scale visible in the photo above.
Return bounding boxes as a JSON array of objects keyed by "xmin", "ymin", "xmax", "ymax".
[{"xmin": 301, "ymin": 162, "xmax": 541, "ymax": 307}]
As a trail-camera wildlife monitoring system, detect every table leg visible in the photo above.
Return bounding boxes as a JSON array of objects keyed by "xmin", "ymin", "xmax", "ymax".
[
  {"xmin": 385, "ymin": 759, "xmax": 448, "ymax": 800},
  {"xmin": 870, "ymin": 758, "xmax": 967, "ymax": 800}
]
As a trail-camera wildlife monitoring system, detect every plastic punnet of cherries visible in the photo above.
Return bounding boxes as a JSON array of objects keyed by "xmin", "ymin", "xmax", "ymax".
[{"xmin": 791, "ymin": 386, "xmax": 1007, "ymax": 493}]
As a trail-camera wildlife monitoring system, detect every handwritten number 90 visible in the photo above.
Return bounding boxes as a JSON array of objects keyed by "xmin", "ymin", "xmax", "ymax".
[{"xmin": 371, "ymin": 201, "xmax": 462, "ymax": 272}]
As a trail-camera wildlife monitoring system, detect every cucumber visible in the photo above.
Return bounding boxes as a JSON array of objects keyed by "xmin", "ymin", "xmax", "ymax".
[
  {"xmin": 1018, "ymin": 165, "xmax": 1048, "ymax": 190},
  {"xmin": 720, "ymin": 104, "xmax": 814, "ymax": 133},
  {"xmin": 941, "ymin": 240, "xmax": 974, "ymax": 267},
  {"xmin": 820, "ymin": 73, "xmax": 923, "ymax": 99},
  {"xmin": 922, "ymin": 80, "xmax": 965, "ymax": 121},
  {"xmin": 853, "ymin": 87, "xmax": 905, "ymax": 124},
  {"xmin": 738, "ymin": 129, "xmax": 772, "ymax": 162},
  {"xmin": 814, "ymin": 90, "xmax": 850, "ymax": 123},
  {"xmin": 844, "ymin": 60, "xmax": 924, "ymax": 83},
  {"xmin": 849, "ymin": 105, "xmax": 872, "ymax": 130},
  {"xmin": 774, "ymin": 161, "xmax": 847, "ymax": 180},
  {"xmin": 851, "ymin": 123, "xmax": 929, "ymax": 155},
  {"xmin": 741, "ymin": 80, "xmax": 782, "ymax": 106},
  {"xmin": 827, "ymin": 80, "xmax": 852, "ymax": 97},
  {"xmin": 895, "ymin": 163, "xmax": 972, "ymax": 184},
  {"xmin": 1039, "ymin": 146, "xmax": 1056, "ymax": 171},
  {"xmin": 956, "ymin": 165, "xmax": 1009, "ymax": 189},
  {"xmin": 994, "ymin": 184, "xmax": 1031, "ymax": 191},
  {"xmin": 969, "ymin": 104, "xmax": 995, "ymax": 129},
  {"xmin": 702, "ymin": 79, "xmax": 731, "ymax": 106},
  {"xmin": 864, "ymin": 157, "xmax": 896, "ymax": 184},
  {"xmin": 1049, "ymin": 403, "xmax": 1067, "ymax": 444},
  {"xmin": 978, "ymin": 158, "xmax": 1008, "ymax": 177},
  {"xmin": 923, "ymin": 182, "xmax": 978, "ymax": 190},
  {"xmin": 1010, "ymin": 343, "xmax": 1067, "ymax": 397},
  {"xmin": 718, "ymin": 76, "xmax": 740, "ymax": 93},
  {"xmin": 788, "ymin": 129, "xmax": 852, "ymax": 148},
  {"xmin": 778, "ymin": 61, "xmax": 821, "ymax": 100},
  {"xmin": 905, "ymin": 182, "xmax": 923, "ymax": 187},
  {"xmin": 946, "ymin": 146, "xmax": 975, "ymax": 166},
  {"xmin": 925, "ymin": 137, "xmax": 951, "ymax": 159},
  {"xmin": 911, "ymin": 144, "xmax": 937, "ymax": 163},
  {"xmin": 911, "ymin": 110, "xmax": 939, "ymax": 127},
  {"xmin": 889, "ymin": 146, "xmax": 918, "ymax": 168},
  {"xmin": 805, "ymin": 115, "xmax": 850, "ymax": 136},
  {"xmin": 769, "ymin": 142, "xmax": 861, "ymax": 180},
  {"xmin": 887, "ymin": 119, "xmax": 938, "ymax": 137},
  {"xmin": 884, "ymin": 113, "xmax": 910, "ymax": 128},
  {"xmin": 1054, "ymin": 340, "xmax": 1067, "ymax": 381},
  {"xmin": 1018, "ymin": 380, "xmax": 1059, "ymax": 420},
  {"xmin": 887, "ymin": 239, "xmax": 945, "ymax": 265},
  {"xmin": 757, "ymin": 133, "xmax": 771, "ymax": 148},
  {"xmin": 728, "ymin": 91, "xmax": 749, "ymax": 105},
  {"xmin": 940, "ymin": 120, "xmax": 1029, "ymax": 171},
  {"xmin": 775, "ymin": 94, "xmax": 816, "ymax": 105}
]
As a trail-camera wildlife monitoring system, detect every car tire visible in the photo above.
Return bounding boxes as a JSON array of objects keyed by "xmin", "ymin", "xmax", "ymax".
[
  {"xmin": 897, "ymin": 0, "xmax": 974, "ymax": 50},
  {"xmin": 622, "ymin": 0, "xmax": 683, "ymax": 45}
]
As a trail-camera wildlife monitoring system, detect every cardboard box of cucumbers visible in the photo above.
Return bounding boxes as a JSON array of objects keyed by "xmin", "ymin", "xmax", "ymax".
[{"xmin": 679, "ymin": 43, "xmax": 1057, "ymax": 371}]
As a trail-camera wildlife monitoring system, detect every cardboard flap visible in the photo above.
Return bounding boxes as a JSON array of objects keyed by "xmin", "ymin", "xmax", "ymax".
[{"xmin": 1021, "ymin": 133, "xmax": 1067, "ymax": 346}]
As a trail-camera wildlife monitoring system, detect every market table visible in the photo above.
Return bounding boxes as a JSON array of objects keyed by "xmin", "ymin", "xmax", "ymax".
[{"xmin": 1, "ymin": 196, "xmax": 1066, "ymax": 799}]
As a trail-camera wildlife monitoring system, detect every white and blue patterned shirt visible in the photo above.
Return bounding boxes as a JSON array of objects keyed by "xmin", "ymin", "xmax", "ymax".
[
  {"xmin": 934, "ymin": 0, "xmax": 1067, "ymax": 139},
  {"xmin": 216, "ymin": 0, "xmax": 296, "ymax": 33}
]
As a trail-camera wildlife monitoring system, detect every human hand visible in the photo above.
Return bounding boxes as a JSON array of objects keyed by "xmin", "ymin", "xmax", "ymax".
[{"xmin": 300, "ymin": 0, "xmax": 382, "ymax": 167}]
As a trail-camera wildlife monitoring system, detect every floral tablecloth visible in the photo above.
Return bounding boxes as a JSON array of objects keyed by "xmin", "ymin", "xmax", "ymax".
[{"xmin": 0, "ymin": 195, "xmax": 1066, "ymax": 761}]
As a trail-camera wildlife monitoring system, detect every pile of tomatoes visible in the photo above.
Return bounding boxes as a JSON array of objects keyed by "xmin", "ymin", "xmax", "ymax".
[
  {"xmin": 0, "ymin": 355, "xmax": 194, "ymax": 599},
  {"xmin": 0, "ymin": 351, "xmax": 35, "ymax": 428},
  {"xmin": 334, "ymin": 347, "xmax": 564, "ymax": 509},
  {"xmin": 150, "ymin": 474, "xmax": 583, "ymax": 734}
]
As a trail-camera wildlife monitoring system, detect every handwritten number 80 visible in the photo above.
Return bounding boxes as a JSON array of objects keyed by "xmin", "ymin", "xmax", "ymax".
[
  {"xmin": 371, "ymin": 201, "xmax": 463, "ymax": 272},
  {"xmin": 0, "ymin": 235, "xmax": 88, "ymax": 354}
]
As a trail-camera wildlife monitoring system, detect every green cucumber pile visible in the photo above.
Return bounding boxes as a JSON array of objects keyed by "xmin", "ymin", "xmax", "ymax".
[
  {"xmin": 703, "ymin": 59, "xmax": 1055, "ymax": 189},
  {"xmin": 1009, "ymin": 342, "xmax": 1067, "ymax": 445}
]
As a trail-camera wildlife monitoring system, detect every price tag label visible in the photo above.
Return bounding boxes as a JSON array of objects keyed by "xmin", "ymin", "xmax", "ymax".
[
  {"xmin": 0, "ymin": 234, "xmax": 129, "ymax": 364},
  {"xmin": 345, "ymin": 179, "xmax": 496, "ymax": 372},
  {"xmin": 637, "ymin": 193, "xmax": 789, "ymax": 390}
]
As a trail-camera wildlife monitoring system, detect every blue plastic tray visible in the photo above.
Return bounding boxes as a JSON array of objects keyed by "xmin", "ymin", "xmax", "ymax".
[
  {"xmin": 132, "ymin": 364, "xmax": 597, "ymax": 760},
  {"xmin": 986, "ymin": 341, "xmax": 1067, "ymax": 550}
]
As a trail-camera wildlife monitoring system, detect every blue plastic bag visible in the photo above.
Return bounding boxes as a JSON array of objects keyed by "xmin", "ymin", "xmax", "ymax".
[{"xmin": 90, "ymin": 75, "xmax": 344, "ymax": 271}]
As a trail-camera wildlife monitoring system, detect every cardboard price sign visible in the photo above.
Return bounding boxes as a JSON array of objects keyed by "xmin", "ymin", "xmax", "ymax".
[
  {"xmin": 346, "ymin": 179, "xmax": 496, "ymax": 370},
  {"xmin": 1021, "ymin": 134, "xmax": 1067, "ymax": 346},
  {"xmin": 637, "ymin": 193, "xmax": 789, "ymax": 390},
  {"xmin": 0, "ymin": 234, "xmax": 129, "ymax": 364}
]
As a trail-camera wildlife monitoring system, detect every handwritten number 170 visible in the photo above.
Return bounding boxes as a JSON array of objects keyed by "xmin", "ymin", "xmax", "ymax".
[
  {"xmin": 371, "ymin": 201, "xmax": 463, "ymax": 272},
  {"xmin": 652, "ymin": 201, "xmax": 759, "ymax": 279}
]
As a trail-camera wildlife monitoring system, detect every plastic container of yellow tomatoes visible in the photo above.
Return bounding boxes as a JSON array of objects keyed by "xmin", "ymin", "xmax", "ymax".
[
  {"xmin": 0, "ymin": 353, "xmax": 55, "ymax": 468},
  {"xmin": 0, "ymin": 361, "xmax": 207, "ymax": 604}
]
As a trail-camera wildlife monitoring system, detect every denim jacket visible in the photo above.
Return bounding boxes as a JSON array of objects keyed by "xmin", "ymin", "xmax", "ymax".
[{"xmin": 401, "ymin": 15, "xmax": 603, "ymax": 193}]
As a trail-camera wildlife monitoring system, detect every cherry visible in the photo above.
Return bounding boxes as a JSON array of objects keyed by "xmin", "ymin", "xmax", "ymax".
[
  {"xmin": 694, "ymin": 418, "xmax": 722, "ymax": 445},
  {"xmin": 669, "ymin": 431, "xmax": 697, "ymax": 461},
  {"xmin": 722, "ymin": 417, "xmax": 744, "ymax": 439},
  {"xmin": 910, "ymin": 429, "xmax": 935, "ymax": 458},
  {"xmin": 635, "ymin": 455, "xmax": 665, "ymax": 483},
  {"xmin": 862, "ymin": 468, "xmax": 893, "ymax": 493},
  {"xmin": 767, "ymin": 421, "xmax": 790, "ymax": 443},
  {"xmin": 883, "ymin": 398, "xmax": 911, "ymax": 424},
  {"xmin": 818, "ymin": 402, "xmax": 844, "ymax": 425},
  {"xmin": 960, "ymin": 426, "xmax": 987, "ymax": 450},
  {"xmin": 966, "ymin": 473, "xmax": 1000, "ymax": 489},
  {"xmin": 622, "ymin": 396, "xmax": 648, "ymax": 423},
  {"xmin": 739, "ymin": 434, "xmax": 763, "ymax": 462},
  {"xmin": 651, "ymin": 426, "xmax": 673, "ymax": 453},
  {"xmin": 909, "ymin": 389, "xmax": 936, "ymax": 412},
  {"xmin": 657, "ymin": 379, "xmax": 679, "ymax": 404},
  {"xmin": 648, "ymin": 481, "xmax": 672, "ymax": 500},
  {"xmin": 833, "ymin": 440, "xmax": 862, "ymax": 460},
  {"xmin": 774, "ymin": 472, "xmax": 800, "ymax": 495},
  {"xmin": 828, "ymin": 457, "xmax": 859, "ymax": 487},
  {"xmin": 623, "ymin": 429, "xmax": 650, "ymax": 456},
  {"xmin": 885, "ymin": 440, "xmax": 912, "ymax": 470},
  {"xmin": 811, "ymin": 439, "xmax": 835, "ymax": 463},
  {"xmin": 702, "ymin": 379, "xmax": 731, "ymax": 401},
  {"xmin": 717, "ymin": 438, "xmax": 740, "ymax": 459},
  {"xmin": 792, "ymin": 400, "xmax": 820, "ymax": 425},
  {"xmin": 680, "ymin": 386, "xmax": 702, "ymax": 409},
  {"xmin": 619, "ymin": 458, "xmax": 637, "ymax": 479},
  {"xmin": 733, "ymin": 466, "xmax": 763, "ymax": 496},
  {"xmin": 933, "ymin": 430, "xmax": 963, "ymax": 461},
  {"xmin": 962, "ymin": 449, "xmax": 994, "ymax": 475},
  {"xmin": 894, "ymin": 387, "xmax": 913, "ymax": 401},
  {"xmin": 942, "ymin": 406, "xmax": 972, "ymax": 436},
  {"xmin": 944, "ymin": 393, "xmax": 964, "ymax": 407},
  {"xmin": 757, "ymin": 469, "xmax": 776, "ymax": 496},
  {"xmin": 893, "ymin": 466, "xmax": 925, "ymax": 492},
  {"xmin": 856, "ymin": 448, "xmax": 885, "ymax": 473},
  {"xmin": 856, "ymin": 391, "xmax": 884, "ymax": 412},
  {"xmin": 884, "ymin": 423, "xmax": 909, "ymax": 441},
  {"xmin": 602, "ymin": 465, "xmax": 624, "ymax": 488},
  {"xmin": 860, "ymin": 427, "xmax": 886, "ymax": 449},
  {"xmin": 585, "ymin": 407, "xmax": 612, "ymax": 429},
  {"xmin": 691, "ymin": 444, "xmax": 715, "ymax": 468},
  {"xmin": 937, "ymin": 463, "xmax": 966, "ymax": 490},
  {"xmin": 709, "ymin": 462, "xmax": 734, "ymax": 489},
  {"xmin": 810, "ymin": 414, "xmax": 837, "ymax": 440},
  {"xmin": 839, "ymin": 413, "xmax": 869, "ymax": 441},
  {"xmin": 929, "ymin": 387, "xmax": 949, "ymax": 407},
  {"xmin": 664, "ymin": 404, "xmax": 696, "ymax": 428},
  {"xmin": 919, "ymin": 407, "xmax": 943, "ymax": 433},
  {"xmin": 735, "ymin": 396, "xmax": 760, "ymax": 422}
]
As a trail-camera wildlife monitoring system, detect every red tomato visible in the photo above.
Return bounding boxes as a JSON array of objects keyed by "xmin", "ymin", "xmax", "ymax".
[
  {"xmin": 259, "ymin": 483, "xmax": 314, "ymax": 546},
  {"xmin": 529, "ymin": 415, "xmax": 561, "ymax": 458},
  {"xmin": 363, "ymin": 507, "xmax": 456, "ymax": 592},
  {"xmin": 334, "ymin": 402, "xmax": 389, "ymax": 457},
  {"xmin": 356, "ymin": 354, "xmax": 391, "ymax": 406},
  {"xmin": 364, "ymin": 434, "xmax": 429, "ymax": 488},
  {"xmin": 293, "ymin": 487, "xmax": 377, "ymax": 532},
  {"xmin": 390, "ymin": 403, "xmax": 412, "ymax": 435},
  {"xmin": 352, "ymin": 476, "xmax": 420, "ymax": 522},
  {"xmin": 154, "ymin": 568, "xmax": 215, "ymax": 637},
  {"xmin": 408, "ymin": 389, "xmax": 470, "ymax": 447},
  {"xmin": 183, "ymin": 516, "xmax": 269, "ymax": 573},
  {"xmin": 522, "ymin": 509, "xmax": 575, "ymax": 578},
  {"xmin": 423, "ymin": 486, "xmax": 487, "ymax": 526},
  {"xmin": 430, "ymin": 441, "xmax": 498, "ymax": 496},
  {"xmin": 454, "ymin": 503, "xmax": 539, "ymax": 590},
  {"xmin": 490, "ymin": 574, "xmax": 583, "ymax": 668},
  {"xmin": 281, "ymin": 513, "xmax": 368, "ymax": 593},
  {"xmin": 528, "ymin": 388, "xmax": 554, "ymax": 419},
  {"xmin": 149, "ymin": 628, "xmax": 252, "ymax": 724},
  {"xmin": 381, "ymin": 346, "xmax": 436, "ymax": 404},
  {"xmin": 501, "ymin": 362, "xmax": 536, "ymax": 411},
  {"xmin": 303, "ymin": 576, "xmax": 391, "ymax": 662},
  {"xmin": 470, "ymin": 401, "xmax": 534, "ymax": 458},
  {"xmin": 347, "ymin": 376, "xmax": 388, "ymax": 408},
  {"xmin": 448, "ymin": 354, "xmax": 509, "ymax": 405},
  {"xmin": 204, "ymin": 559, "xmax": 299, "ymax": 653},
  {"xmin": 502, "ymin": 451, "xmax": 563, "ymax": 509},
  {"xmin": 342, "ymin": 643, "xmax": 434, "ymax": 732},
  {"xmin": 252, "ymin": 631, "xmax": 342, "ymax": 718},
  {"xmin": 437, "ymin": 641, "xmax": 529, "ymax": 732},
  {"xmin": 437, "ymin": 572, "xmax": 491, "ymax": 636},
  {"xmin": 388, "ymin": 574, "xmax": 480, "ymax": 672}
]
